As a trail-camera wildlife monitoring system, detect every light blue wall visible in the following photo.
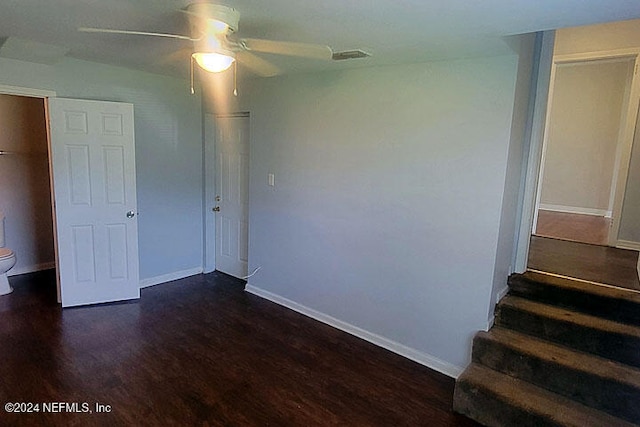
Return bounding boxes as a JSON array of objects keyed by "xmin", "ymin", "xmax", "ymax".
[
  {"xmin": 241, "ymin": 55, "xmax": 520, "ymax": 371},
  {"xmin": 490, "ymin": 33, "xmax": 538, "ymax": 314},
  {"xmin": 0, "ymin": 50, "xmax": 531, "ymax": 371},
  {"xmin": 0, "ymin": 57, "xmax": 203, "ymax": 281}
]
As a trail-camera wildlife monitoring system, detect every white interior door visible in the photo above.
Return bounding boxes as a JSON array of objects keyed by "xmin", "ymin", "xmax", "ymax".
[
  {"xmin": 48, "ymin": 98, "xmax": 139, "ymax": 307},
  {"xmin": 215, "ymin": 114, "xmax": 249, "ymax": 278},
  {"xmin": 204, "ymin": 113, "xmax": 216, "ymax": 273}
]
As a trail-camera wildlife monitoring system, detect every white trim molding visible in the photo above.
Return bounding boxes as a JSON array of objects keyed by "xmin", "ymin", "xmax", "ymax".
[
  {"xmin": 486, "ymin": 286, "xmax": 511, "ymax": 331},
  {"xmin": 554, "ymin": 48, "xmax": 640, "ymax": 64},
  {"xmin": 8, "ymin": 262, "xmax": 56, "ymax": 277},
  {"xmin": 539, "ymin": 204, "xmax": 612, "ymax": 218},
  {"xmin": 486, "ymin": 316, "xmax": 495, "ymax": 331},
  {"xmin": 139, "ymin": 267, "xmax": 203, "ymax": 288},
  {"xmin": 616, "ymin": 240, "xmax": 640, "ymax": 251},
  {"xmin": 0, "ymin": 84, "xmax": 56, "ymax": 98},
  {"xmin": 245, "ymin": 284, "xmax": 464, "ymax": 378},
  {"xmin": 515, "ymin": 31, "xmax": 556, "ymax": 273},
  {"xmin": 496, "ymin": 285, "xmax": 510, "ymax": 304}
]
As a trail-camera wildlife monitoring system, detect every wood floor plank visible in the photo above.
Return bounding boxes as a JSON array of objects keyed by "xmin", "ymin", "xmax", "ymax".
[{"xmin": 0, "ymin": 270, "xmax": 478, "ymax": 426}]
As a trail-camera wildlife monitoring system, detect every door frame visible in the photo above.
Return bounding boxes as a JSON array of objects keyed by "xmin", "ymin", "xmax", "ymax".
[
  {"xmin": 0, "ymin": 84, "xmax": 60, "ymax": 301},
  {"xmin": 0, "ymin": 85, "xmax": 145, "ymax": 304},
  {"xmin": 532, "ymin": 50, "xmax": 640, "ymax": 246},
  {"xmin": 515, "ymin": 36, "xmax": 640, "ymax": 272},
  {"xmin": 514, "ymin": 31, "xmax": 556, "ymax": 273},
  {"xmin": 203, "ymin": 112, "xmax": 216, "ymax": 273},
  {"xmin": 203, "ymin": 111, "xmax": 250, "ymax": 274},
  {"xmin": 0, "ymin": 84, "xmax": 55, "ymax": 99}
]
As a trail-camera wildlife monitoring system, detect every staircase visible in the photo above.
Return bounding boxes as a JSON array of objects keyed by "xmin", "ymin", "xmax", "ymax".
[{"xmin": 453, "ymin": 271, "xmax": 640, "ymax": 427}]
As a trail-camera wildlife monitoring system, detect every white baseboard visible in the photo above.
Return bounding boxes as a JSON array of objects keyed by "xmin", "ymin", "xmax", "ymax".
[
  {"xmin": 486, "ymin": 286, "xmax": 510, "ymax": 331},
  {"xmin": 139, "ymin": 267, "xmax": 203, "ymax": 288},
  {"xmin": 245, "ymin": 284, "xmax": 464, "ymax": 378},
  {"xmin": 615, "ymin": 240, "xmax": 640, "ymax": 251},
  {"xmin": 496, "ymin": 285, "xmax": 509, "ymax": 304},
  {"xmin": 8, "ymin": 261, "xmax": 56, "ymax": 277},
  {"xmin": 539, "ymin": 204, "xmax": 611, "ymax": 217},
  {"xmin": 486, "ymin": 315, "xmax": 495, "ymax": 331}
]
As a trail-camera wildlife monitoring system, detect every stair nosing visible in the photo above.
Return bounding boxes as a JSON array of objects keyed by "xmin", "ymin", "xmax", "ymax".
[
  {"xmin": 499, "ymin": 295, "xmax": 640, "ymax": 338},
  {"xmin": 519, "ymin": 271, "xmax": 640, "ymax": 300},
  {"xmin": 477, "ymin": 326, "xmax": 640, "ymax": 389}
]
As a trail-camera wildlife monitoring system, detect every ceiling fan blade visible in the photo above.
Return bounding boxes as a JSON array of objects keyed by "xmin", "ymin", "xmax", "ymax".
[
  {"xmin": 237, "ymin": 51, "xmax": 281, "ymax": 77},
  {"xmin": 78, "ymin": 27, "xmax": 194, "ymax": 41},
  {"xmin": 240, "ymin": 38, "xmax": 332, "ymax": 60}
]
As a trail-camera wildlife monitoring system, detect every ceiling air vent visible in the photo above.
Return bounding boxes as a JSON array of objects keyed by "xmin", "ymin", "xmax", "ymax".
[{"xmin": 332, "ymin": 49, "xmax": 371, "ymax": 61}]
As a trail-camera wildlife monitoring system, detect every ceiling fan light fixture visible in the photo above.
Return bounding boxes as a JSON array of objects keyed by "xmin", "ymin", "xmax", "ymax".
[
  {"xmin": 193, "ymin": 51, "xmax": 235, "ymax": 72},
  {"xmin": 209, "ymin": 19, "xmax": 230, "ymax": 34}
]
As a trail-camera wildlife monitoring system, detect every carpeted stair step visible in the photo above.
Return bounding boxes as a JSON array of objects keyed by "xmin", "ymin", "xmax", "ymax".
[
  {"xmin": 496, "ymin": 295, "xmax": 640, "ymax": 368},
  {"xmin": 509, "ymin": 272, "xmax": 640, "ymax": 326},
  {"xmin": 472, "ymin": 326, "xmax": 640, "ymax": 423},
  {"xmin": 453, "ymin": 363, "xmax": 637, "ymax": 427}
]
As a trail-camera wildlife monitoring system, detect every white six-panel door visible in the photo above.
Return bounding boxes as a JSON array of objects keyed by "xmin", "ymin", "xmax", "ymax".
[
  {"xmin": 215, "ymin": 115, "xmax": 249, "ymax": 278},
  {"xmin": 48, "ymin": 98, "xmax": 139, "ymax": 307}
]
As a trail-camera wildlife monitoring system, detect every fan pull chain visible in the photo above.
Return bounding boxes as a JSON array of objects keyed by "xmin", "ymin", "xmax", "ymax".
[
  {"xmin": 190, "ymin": 56, "xmax": 195, "ymax": 95},
  {"xmin": 233, "ymin": 60, "xmax": 238, "ymax": 97}
]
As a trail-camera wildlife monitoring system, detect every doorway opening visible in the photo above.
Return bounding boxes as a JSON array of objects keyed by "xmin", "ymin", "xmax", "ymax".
[
  {"xmin": 1, "ymin": 86, "xmax": 142, "ymax": 307},
  {"xmin": 525, "ymin": 33, "xmax": 640, "ymax": 291},
  {"xmin": 204, "ymin": 112, "xmax": 250, "ymax": 279},
  {"xmin": 0, "ymin": 92, "xmax": 56, "ymax": 297}
]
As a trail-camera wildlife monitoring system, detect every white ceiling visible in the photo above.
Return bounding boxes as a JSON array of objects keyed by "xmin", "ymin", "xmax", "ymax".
[{"xmin": 1, "ymin": 0, "xmax": 640, "ymax": 78}]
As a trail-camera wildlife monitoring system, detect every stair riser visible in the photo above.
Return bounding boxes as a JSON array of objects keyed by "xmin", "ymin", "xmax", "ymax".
[
  {"xmin": 509, "ymin": 276, "xmax": 640, "ymax": 326},
  {"xmin": 454, "ymin": 379, "xmax": 565, "ymax": 427},
  {"xmin": 496, "ymin": 305, "xmax": 640, "ymax": 368},
  {"xmin": 473, "ymin": 336, "xmax": 640, "ymax": 423}
]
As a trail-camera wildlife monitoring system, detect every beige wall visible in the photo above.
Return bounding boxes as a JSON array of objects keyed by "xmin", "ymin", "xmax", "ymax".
[
  {"xmin": 0, "ymin": 94, "xmax": 54, "ymax": 274},
  {"xmin": 555, "ymin": 19, "xmax": 640, "ymax": 55},
  {"xmin": 540, "ymin": 60, "xmax": 631, "ymax": 213}
]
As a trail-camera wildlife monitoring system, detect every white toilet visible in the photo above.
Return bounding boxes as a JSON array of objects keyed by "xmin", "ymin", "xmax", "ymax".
[{"xmin": 0, "ymin": 211, "xmax": 16, "ymax": 295}]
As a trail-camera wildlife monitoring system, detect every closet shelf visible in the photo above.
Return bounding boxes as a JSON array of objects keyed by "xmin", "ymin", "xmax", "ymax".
[{"xmin": 0, "ymin": 150, "xmax": 46, "ymax": 156}]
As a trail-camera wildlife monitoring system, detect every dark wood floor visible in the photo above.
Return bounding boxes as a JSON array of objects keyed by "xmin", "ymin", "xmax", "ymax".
[
  {"xmin": 0, "ymin": 270, "xmax": 477, "ymax": 426},
  {"xmin": 528, "ymin": 236, "xmax": 640, "ymax": 291}
]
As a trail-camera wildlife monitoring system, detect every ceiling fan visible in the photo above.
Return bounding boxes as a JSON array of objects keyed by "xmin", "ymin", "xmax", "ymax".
[{"xmin": 79, "ymin": 2, "xmax": 335, "ymax": 93}]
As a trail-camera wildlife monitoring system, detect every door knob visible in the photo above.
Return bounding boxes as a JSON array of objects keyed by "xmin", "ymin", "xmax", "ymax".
[
  {"xmin": 126, "ymin": 210, "xmax": 136, "ymax": 218},
  {"xmin": 212, "ymin": 206, "xmax": 220, "ymax": 212}
]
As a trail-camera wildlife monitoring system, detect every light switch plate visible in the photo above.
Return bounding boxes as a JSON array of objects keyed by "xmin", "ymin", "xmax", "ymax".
[{"xmin": 268, "ymin": 173, "xmax": 275, "ymax": 186}]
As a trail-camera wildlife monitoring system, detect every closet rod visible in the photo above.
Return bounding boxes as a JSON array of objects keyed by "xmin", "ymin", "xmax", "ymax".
[{"xmin": 0, "ymin": 150, "xmax": 48, "ymax": 156}]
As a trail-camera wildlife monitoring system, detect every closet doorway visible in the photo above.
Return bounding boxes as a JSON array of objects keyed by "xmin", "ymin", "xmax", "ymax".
[{"xmin": 0, "ymin": 92, "xmax": 55, "ymax": 282}]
